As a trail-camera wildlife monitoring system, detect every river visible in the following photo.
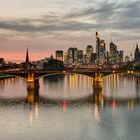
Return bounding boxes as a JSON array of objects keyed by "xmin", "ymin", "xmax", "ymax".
[{"xmin": 0, "ymin": 74, "xmax": 140, "ymax": 140}]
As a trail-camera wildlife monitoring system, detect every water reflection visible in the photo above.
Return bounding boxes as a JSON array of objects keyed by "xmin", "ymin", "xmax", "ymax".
[{"xmin": 0, "ymin": 74, "xmax": 140, "ymax": 107}]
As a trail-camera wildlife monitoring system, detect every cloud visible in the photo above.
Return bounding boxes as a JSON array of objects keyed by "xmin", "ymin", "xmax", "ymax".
[{"xmin": 0, "ymin": 0, "xmax": 139, "ymax": 42}]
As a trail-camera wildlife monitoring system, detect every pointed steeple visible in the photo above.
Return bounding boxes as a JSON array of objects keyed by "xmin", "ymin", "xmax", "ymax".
[{"xmin": 25, "ymin": 48, "xmax": 29, "ymax": 63}]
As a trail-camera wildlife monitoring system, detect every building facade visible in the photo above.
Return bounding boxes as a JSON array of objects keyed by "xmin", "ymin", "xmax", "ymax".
[
  {"xmin": 56, "ymin": 50, "xmax": 63, "ymax": 61},
  {"xmin": 110, "ymin": 42, "xmax": 118, "ymax": 65}
]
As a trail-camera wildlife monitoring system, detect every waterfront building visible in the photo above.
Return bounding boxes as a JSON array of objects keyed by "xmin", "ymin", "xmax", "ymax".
[
  {"xmin": 118, "ymin": 50, "xmax": 124, "ymax": 64},
  {"xmin": 56, "ymin": 50, "xmax": 63, "ymax": 61},
  {"xmin": 91, "ymin": 53, "xmax": 97, "ymax": 64},
  {"xmin": 96, "ymin": 32, "xmax": 100, "ymax": 65},
  {"xmin": 86, "ymin": 45, "xmax": 93, "ymax": 64},
  {"xmin": 100, "ymin": 40, "xmax": 106, "ymax": 65},
  {"xmin": 134, "ymin": 43, "xmax": 140, "ymax": 62},
  {"xmin": 67, "ymin": 47, "xmax": 78, "ymax": 65},
  {"xmin": 110, "ymin": 42, "xmax": 118, "ymax": 65},
  {"xmin": 95, "ymin": 32, "xmax": 106, "ymax": 65},
  {"xmin": 83, "ymin": 54, "xmax": 86, "ymax": 64},
  {"xmin": 77, "ymin": 50, "xmax": 84, "ymax": 64},
  {"xmin": 64, "ymin": 53, "xmax": 68, "ymax": 65}
]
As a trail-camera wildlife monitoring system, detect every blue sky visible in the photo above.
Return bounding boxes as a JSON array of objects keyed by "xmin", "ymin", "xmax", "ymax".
[{"xmin": 0, "ymin": 0, "xmax": 139, "ymax": 60}]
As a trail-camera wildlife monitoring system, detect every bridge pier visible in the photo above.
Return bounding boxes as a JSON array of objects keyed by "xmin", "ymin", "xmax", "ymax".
[
  {"xmin": 27, "ymin": 71, "xmax": 39, "ymax": 90},
  {"xmin": 27, "ymin": 79, "xmax": 40, "ymax": 90},
  {"xmin": 94, "ymin": 73, "xmax": 102, "ymax": 82},
  {"xmin": 27, "ymin": 72, "xmax": 35, "ymax": 83},
  {"xmin": 93, "ymin": 73, "xmax": 103, "ymax": 104}
]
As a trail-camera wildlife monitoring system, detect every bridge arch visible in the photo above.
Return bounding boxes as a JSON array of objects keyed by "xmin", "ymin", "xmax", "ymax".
[
  {"xmin": 35, "ymin": 72, "xmax": 94, "ymax": 81},
  {"xmin": 0, "ymin": 74, "xmax": 27, "ymax": 81},
  {"xmin": 101, "ymin": 72, "xmax": 126, "ymax": 80}
]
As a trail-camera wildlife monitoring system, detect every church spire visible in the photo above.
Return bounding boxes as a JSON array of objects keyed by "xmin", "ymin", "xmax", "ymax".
[{"xmin": 26, "ymin": 48, "xmax": 29, "ymax": 63}]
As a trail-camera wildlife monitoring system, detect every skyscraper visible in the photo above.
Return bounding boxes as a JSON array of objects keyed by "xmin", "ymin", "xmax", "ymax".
[
  {"xmin": 77, "ymin": 50, "xmax": 84, "ymax": 64},
  {"xmin": 86, "ymin": 45, "xmax": 93, "ymax": 64},
  {"xmin": 96, "ymin": 32, "xmax": 100, "ymax": 65},
  {"xmin": 100, "ymin": 40, "xmax": 106, "ymax": 65},
  {"xmin": 67, "ymin": 47, "xmax": 78, "ymax": 65},
  {"xmin": 118, "ymin": 50, "xmax": 124, "ymax": 63},
  {"xmin": 110, "ymin": 42, "xmax": 118, "ymax": 65},
  {"xmin": 64, "ymin": 53, "xmax": 68, "ymax": 65},
  {"xmin": 134, "ymin": 43, "xmax": 140, "ymax": 61}
]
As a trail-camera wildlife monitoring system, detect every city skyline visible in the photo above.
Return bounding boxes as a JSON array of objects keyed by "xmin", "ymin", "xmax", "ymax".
[{"xmin": 0, "ymin": 0, "xmax": 139, "ymax": 60}]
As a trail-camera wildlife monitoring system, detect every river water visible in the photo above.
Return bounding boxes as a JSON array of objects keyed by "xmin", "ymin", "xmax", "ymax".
[{"xmin": 0, "ymin": 74, "xmax": 140, "ymax": 140}]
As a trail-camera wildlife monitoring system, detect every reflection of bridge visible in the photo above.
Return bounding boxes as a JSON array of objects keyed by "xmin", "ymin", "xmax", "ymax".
[{"xmin": 0, "ymin": 72, "xmax": 140, "ymax": 109}]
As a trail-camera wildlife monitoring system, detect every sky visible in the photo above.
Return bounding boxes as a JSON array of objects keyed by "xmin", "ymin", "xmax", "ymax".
[{"xmin": 0, "ymin": 0, "xmax": 139, "ymax": 61}]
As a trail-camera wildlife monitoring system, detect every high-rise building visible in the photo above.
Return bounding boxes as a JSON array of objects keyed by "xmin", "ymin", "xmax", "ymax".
[
  {"xmin": 56, "ymin": 50, "xmax": 63, "ymax": 61},
  {"xmin": 106, "ymin": 51, "xmax": 110, "ymax": 65},
  {"xmin": 77, "ymin": 50, "xmax": 84, "ymax": 64},
  {"xmin": 64, "ymin": 53, "xmax": 68, "ymax": 65},
  {"xmin": 95, "ymin": 32, "xmax": 106, "ymax": 65},
  {"xmin": 134, "ymin": 43, "xmax": 140, "ymax": 61},
  {"xmin": 118, "ymin": 50, "xmax": 124, "ymax": 63},
  {"xmin": 91, "ymin": 53, "xmax": 96, "ymax": 64},
  {"xmin": 96, "ymin": 32, "xmax": 100, "ymax": 65},
  {"xmin": 100, "ymin": 40, "xmax": 106, "ymax": 65},
  {"xmin": 67, "ymin": 47, "xmax": 78, "ymax": 65},
  {"xmin": 110, "ymin": 42, "xmax": 118, "ymax": 64},
  {"xmin": 83, "ymin": 54, "xmax": 86, "ymax": 64},
  {"xmin": 86, "ymin": 45, "xmax": 93, "ymax": 64}
]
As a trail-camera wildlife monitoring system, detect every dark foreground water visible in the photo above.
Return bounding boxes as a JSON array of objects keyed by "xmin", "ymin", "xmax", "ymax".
[{"xmin": 0, "ymin": 74, "xmax": 140, "ymax": 140}]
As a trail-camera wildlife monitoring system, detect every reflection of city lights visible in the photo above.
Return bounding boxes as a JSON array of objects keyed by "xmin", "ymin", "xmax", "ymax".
[
  {"xmin": 128, "ymin": 100, "xmax": 134, "ymax": 110},
  {"xmin": 112, "ymin": 99, "xmax": 116, "ymax": 110},
  {"xmin": 63, "ymin": 100, "xmax": 67, "ymax": 112},
  {"xmin": 27, "ymin": 93, "xmax": 34, "ymax": 104},
  {"xmin": 101, "ymin": 99, "xmax": 104, "ymax": 109},
  {"xmin": 35, "ymin": 103, "xmax": 39, "ymax": 119},
  {"xmin": 29, "ymin": 110, "xmax": 33, "ymax": 127},
  {"xmin": 94, "ymin": 104, "xmax": 100, "ymax": 123}
]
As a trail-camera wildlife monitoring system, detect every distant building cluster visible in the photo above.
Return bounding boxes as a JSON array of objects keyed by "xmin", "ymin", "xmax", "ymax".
[
  {"xmin": 55, "ymin": 32, "xmax": 124, "ymax": 68},
  {"xmin": 0, "ymin": 32, "xmax": 140, "ymax": 70}
]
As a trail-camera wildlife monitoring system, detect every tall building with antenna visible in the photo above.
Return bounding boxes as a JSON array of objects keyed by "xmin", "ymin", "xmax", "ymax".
[
  {"xmin": 96, "ymin": 32, "xmax": 100, "ymax": 65},
  {"xmin": 96, "ymin": 32, "xmax": 106, "ymax": 65}
]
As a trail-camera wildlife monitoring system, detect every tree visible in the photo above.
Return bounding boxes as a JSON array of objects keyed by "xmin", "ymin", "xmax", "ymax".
[{"xmin": 43, "ymin": 59, "xmax": 64, "ymax": 71}]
